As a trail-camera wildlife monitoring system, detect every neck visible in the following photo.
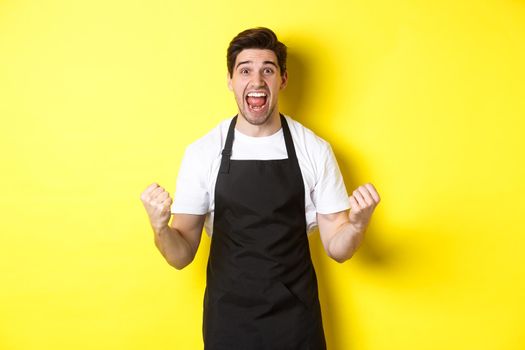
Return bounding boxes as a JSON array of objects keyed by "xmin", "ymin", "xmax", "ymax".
[{"xmin": 235, "ymin": 110, "xmax": 282, "ymax": 137}]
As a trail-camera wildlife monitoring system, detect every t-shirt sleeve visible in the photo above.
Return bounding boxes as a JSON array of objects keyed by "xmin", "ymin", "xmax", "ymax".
[
  {"xmin": 312, "ymin": 144, "xmax": 351, "ymax": 214},
  {"xmin": 170, "ymin": 145, "xmax": 210, "ymax": 215}
]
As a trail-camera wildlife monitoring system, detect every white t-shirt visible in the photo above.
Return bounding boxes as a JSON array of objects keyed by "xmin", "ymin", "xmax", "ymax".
[{"xmin": 171, "ymin": 115, "xmax": 351, "ymax": 236}]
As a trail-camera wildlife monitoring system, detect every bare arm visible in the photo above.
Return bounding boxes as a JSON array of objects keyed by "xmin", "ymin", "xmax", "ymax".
[
  {"xmin": 317, "ymin": 183, "xmax": 381, "ymax": 263},
  {"xmin": 141, "ymin": 183, "xmax": 205, "ymax": 270},
  {"xmin": 154, "ymin": 214, "xmax": 205, "ymax": 269}
]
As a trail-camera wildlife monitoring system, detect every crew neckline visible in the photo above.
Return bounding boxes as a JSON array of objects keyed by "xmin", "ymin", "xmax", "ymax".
[{"xmin": 234, "ymin": 127, "xmax": 283, "ymax": 142}]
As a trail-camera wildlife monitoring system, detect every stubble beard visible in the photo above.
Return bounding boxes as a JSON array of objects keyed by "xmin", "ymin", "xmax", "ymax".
[{"xmin": 238, "ymin": 102, "xmax": 277, "ymax": 126}]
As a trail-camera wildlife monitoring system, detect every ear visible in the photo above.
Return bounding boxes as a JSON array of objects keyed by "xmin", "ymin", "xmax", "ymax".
[
  {"xmin": 227, "ymin": 72, "xmax": 233, "ymax": 91},
  {"xmin": 280, "ymin": 71, "xmax": 288, "ymax": 90}
]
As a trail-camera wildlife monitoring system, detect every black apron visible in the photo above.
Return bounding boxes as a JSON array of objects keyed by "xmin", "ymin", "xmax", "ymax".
[{"xmin": 203, "ymin": 114, "xmax": 327, "ymax": 350}]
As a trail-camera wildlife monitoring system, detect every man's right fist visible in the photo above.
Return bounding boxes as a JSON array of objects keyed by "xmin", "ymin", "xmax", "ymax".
[{"xmin": 140, "ymin": 183, "xmax": 173, "ymax": 232}]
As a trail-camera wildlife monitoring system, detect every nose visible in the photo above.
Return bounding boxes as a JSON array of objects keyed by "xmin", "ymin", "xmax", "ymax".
[{"xmin": 251, "ymin": 71, "xmax": 265, "ymax": 87}]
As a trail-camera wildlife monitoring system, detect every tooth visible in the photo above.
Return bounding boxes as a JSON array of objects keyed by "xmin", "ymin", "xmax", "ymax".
[{"xmin": 248, "ymin": 92, "xmax": 266, "ymax": 97}]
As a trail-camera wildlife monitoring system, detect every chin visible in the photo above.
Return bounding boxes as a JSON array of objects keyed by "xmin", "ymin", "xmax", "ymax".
[
  {"xmin": 240, "ymin": 106, "xmax": 276, "ymax": 126},
  {"xmin": 243, "ymin": 113, "xmax": 271, "ymax": 125}
]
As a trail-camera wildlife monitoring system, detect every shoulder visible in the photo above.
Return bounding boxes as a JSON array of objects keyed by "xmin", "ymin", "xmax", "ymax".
[
  {"xmin": 184, "ymin": 116, "xmax": 234, "ymax": 160},
  {"xmin": 284, "ymin": 115, "xmax": 331, "ymax": 159}
]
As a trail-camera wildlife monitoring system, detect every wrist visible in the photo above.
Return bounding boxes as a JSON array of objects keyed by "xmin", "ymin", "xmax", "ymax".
[
  {"xmin": 347, "ymin": 221, "xmax": 367, "ymax": 237},
  {"xmin": 152, "ymin": 223, "xmax": 171, "ymax": 236}
]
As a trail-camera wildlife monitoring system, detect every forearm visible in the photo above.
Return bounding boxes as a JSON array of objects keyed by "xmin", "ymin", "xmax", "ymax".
[
  {"xmin": 327, "ymin": 222, "xmax": 367, "ymax": 263},
  {"xmin": 153, "ymin": 225, "xmax": 194, "ymax": 270}
]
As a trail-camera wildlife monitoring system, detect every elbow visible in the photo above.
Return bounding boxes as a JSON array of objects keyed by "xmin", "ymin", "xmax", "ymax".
[
  {"xmin": 166, "ymin": 255, "xmax": 193, "ymax": 270},
  {"xmin": 326, "ymin": 241, "xmax": 354, "ymax": 264},
  {"xmin": 325, "ymin": 230, "xmax": 363, "ymax": 263},
  {"xmin": 328, "ymin": 252, "xmax": 352, "ymax": 264},
  {"xmin": 164, "ymin": 247, "xmax": 195, "ymax": 270},
  {"xmin": 326, "ymin": 241, "xmax": 356, "ymax": 263},
  {"xmin": 326, "ymin": 245, "xmax": 351, "ymax": 263},
  {"xmin": 331, "ymin": 256, "xmax": 347, "ymax": 264},
  {"xmin": 170, "ymin": 262, "xmax": 189, "ymax": 270}
]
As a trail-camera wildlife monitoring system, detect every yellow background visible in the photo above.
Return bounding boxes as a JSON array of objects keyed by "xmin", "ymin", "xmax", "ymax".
[{"xmin": 1, "ymin": 0, "xmax": 524, "ymax": 349}]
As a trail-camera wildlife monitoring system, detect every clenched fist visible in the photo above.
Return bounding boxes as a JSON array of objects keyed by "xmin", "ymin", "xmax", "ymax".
[
  {"xmin": 140, "ymin": 183, "xmax": 173, "ymax": 232},
  {"xmin": 348, "ymin": 183, "xmax": 381, "ymax": 234}
]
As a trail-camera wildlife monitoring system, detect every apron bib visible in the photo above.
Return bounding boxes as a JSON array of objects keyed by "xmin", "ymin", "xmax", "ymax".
[{"xmin": 203, "ymin": 114, "xmax": 326, "ymax": 350}]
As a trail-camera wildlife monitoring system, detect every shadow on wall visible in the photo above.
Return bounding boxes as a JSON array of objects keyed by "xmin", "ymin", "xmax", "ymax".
[{"xmin": 281, "ymin": 40, "xmax": 401, "ymax": 350}]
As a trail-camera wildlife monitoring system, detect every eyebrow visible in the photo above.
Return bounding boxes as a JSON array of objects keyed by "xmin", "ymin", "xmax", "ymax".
[{"xmin": 235, "ymin": 60, "xmax": 278, "ymax": 69}]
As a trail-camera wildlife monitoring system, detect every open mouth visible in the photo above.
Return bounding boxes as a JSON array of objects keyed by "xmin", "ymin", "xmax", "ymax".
[{"xmin": 245, "ymin": 91, "xmax": 268, "ymax": 112}]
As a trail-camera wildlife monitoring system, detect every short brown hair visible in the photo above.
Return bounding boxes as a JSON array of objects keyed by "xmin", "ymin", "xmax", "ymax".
[{"xmin": 227, "ymin": 27, "xmax": 287, "ymax": 78}]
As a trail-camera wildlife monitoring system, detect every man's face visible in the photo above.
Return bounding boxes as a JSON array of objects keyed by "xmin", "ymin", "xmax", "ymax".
[{"xmin": 228, "ymin": 49, "xmax": 287, "ymax": 126}]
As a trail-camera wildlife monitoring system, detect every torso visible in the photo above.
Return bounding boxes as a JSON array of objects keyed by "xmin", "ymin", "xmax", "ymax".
[{"xmin": 203, "ymin": 115, "xmax": 327, "ymax": 350}]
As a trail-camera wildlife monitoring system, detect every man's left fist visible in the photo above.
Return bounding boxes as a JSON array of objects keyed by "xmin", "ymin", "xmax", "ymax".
[{"xmin": 348, "ymin": 183, "xmax": 381, "ymax": 233}]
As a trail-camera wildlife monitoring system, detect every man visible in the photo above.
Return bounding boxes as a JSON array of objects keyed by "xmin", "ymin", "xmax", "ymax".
[{"xmin": 141, "ymin": 27, "xmax": 380, "ymax": 350}]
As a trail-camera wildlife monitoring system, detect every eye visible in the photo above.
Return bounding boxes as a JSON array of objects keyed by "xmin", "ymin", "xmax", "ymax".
[
  {"xmin": 263, "ymin": 67, "xmax": 274, "ymax": 75},
  {"xmin": 240, "ymin": 68, "xmax": 249, "ymax": 75}
]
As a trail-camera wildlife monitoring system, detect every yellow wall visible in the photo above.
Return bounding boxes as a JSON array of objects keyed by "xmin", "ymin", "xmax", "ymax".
[{"xmin": 1, "ymin": 0, "xmax": 524, "ymax": 349}]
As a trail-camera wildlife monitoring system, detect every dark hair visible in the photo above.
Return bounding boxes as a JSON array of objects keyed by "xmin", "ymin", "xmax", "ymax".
[{"xmin": 227, "ymin": 27, "xmax": 287, "ymax": 78}]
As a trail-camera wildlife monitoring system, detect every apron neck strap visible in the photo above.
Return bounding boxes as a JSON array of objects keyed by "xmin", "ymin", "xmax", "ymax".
[
  {"xmin": 219, "ymin": 115, "xmax": 237, "ymax": 174},
  {"xmin": 280, "ymin": 114, "xmax": 297, "ymax": 161},
  {"xmin": 219, "ymin": 114, "xmax": 297, "ymax": 174}
]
